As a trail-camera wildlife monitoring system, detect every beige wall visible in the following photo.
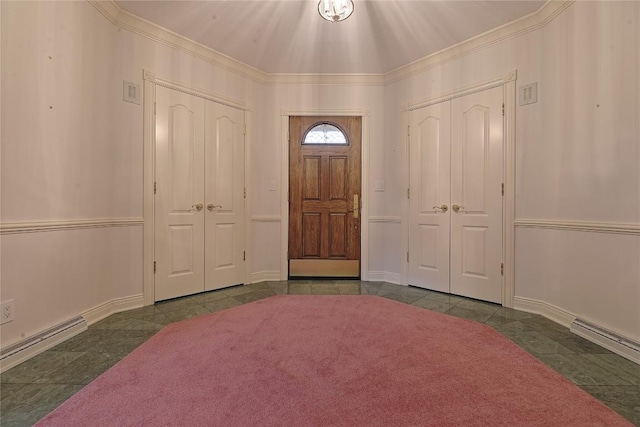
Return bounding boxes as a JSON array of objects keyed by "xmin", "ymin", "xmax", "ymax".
[
  {"xmin": 0, "ymin": 0, "xmax": 263, "ymax": 347},
  {"xmin": 383, "ymin": 1, "xmax": 640, "ymax": 340},
  {"xmin": 1, "ymin": 0, "xmax": 638, "ymax": 348}
]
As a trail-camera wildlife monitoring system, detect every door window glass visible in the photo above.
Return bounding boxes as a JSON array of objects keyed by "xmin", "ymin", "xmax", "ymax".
[{"xmin": 302, "ymin": 123, "xmax": 348, "ymax": 145}]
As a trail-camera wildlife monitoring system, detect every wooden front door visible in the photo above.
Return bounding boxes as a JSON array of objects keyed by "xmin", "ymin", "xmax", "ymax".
[{"xmin": 289, "ymin": 116, "xmax": 361, "ymax": 277}]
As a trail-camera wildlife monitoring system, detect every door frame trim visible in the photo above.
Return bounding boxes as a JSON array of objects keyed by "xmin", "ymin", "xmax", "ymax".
[
  {"xmin": 142, "ymin": 69, "xmax": 251, "ymax": 305},
  {"xmin": 280, "ymin": 110, "xmax": 370, "ymax": 281},
  {"xmin": 402, "ymin": 70, "xmax": 517, "ymax": 307}
]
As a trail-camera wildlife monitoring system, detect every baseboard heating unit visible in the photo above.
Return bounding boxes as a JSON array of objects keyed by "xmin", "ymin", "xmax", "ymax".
[
  {"xmin": 0, "ymin": 316, "xmax": 87, "ymax": 373},
  {"xmin": 571, "ymin": 318, "xmax": 640, "ymax": 365}
]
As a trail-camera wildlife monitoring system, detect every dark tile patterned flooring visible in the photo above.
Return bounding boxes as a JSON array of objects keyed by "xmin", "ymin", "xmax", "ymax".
[{"xmin": 1, "ymin": 281, "xmax": 639, "ymax": 426}]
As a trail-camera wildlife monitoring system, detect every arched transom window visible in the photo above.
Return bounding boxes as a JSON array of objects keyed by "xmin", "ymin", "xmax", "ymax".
[{"xmin": 302, "ymin": 123, "xmax": 348, "ymax": 145}]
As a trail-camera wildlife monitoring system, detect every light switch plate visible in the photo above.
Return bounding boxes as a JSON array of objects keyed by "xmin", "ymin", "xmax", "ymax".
[
  {"xmin": 519, "ymin": 82, "xmax": 538, "ymax": 106},
  {"xmin": 123, "ymin": 81, "xmax": 141, "ymax": 105}
]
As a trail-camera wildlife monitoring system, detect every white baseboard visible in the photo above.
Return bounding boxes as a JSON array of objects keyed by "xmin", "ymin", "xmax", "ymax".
[
  {"xmin": 1, "ymin": 294, "xmax": 144, "ymax": 373},
  {"xmin": 250, "ymin": 271, "xmax": 283, "ymax": 284},
  {"xmin": 366, "ymin": 271, "xmax": 405, "ymax": 285},
  {"xmin": 513, "ymin": 296, "xmax": 576, "ymax": 327},
  {"xmin": 513, "ymin": 296, "xmax": 640, "ymax": 365},
  {"xmin": 571, "ymin": 319, "xmax": 640, "ymax": 365},
  {"xmin": 82, "ymin": 294, "xmax": 145, "ymax": 326},
  {"xmin": 1, "ymin": 318, "xmax": 87, "ymax": 374}
]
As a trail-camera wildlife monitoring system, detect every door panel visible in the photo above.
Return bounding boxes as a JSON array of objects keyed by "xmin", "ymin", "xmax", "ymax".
[
  {"xmin": 155, "ymin": 86, "xmax": 205, "ymax": 301},
  {"xmin": 329, "ymin": 213, "xmax": 348, "ymax": 257},
  {"xmin": 289, "ymin": 116, "xmax": 361, "ymax": 277},
  {"xmin": 302, "ymin": 213, "xmax": 321, "ymax": 257},
  {"xmin": 409, "ymin": 86, "xmax": 503, "ymax": 303},
  {"xmin": 450, "ymin": 86, "xmax": 503, "ymax": 303},
  {"xmin": 205, "ymin": 100, "xmax": 245, "ymax": 291},
  {"xmin": 303, "ymin": 157, "xmax": 321, "ymax": 199},
  {"xmin": 461, "ymin": 106, "xmax": 490, "ymax": 212},
  {"xmin": 408, "ymin": 103, "xmax": 451, "ymax": 292},
  {"xmin": 329, "ymin": 157, "xmax": 347, "ymax": 200}
]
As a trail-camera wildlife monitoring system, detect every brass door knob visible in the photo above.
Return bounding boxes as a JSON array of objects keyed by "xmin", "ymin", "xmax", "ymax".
[
  {"xmin": 452, "ymin": 204, "xmax": 465, "ymax": 213},
  {"xmin": 207, "ymin": 204, "xmax": 222, "ymax": 211},
  {"xmin": 433, "ymin": 204, "xmax": 448, "ymax": 212},
  {"xmin": 191, "ymin": 203, "xmax": 203, "ymax": 212}
]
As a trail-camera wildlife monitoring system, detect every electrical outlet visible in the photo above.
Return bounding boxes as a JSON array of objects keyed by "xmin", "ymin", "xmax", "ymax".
[{"xmin": 1, "ymin": 300, "xmax": 14, "ymax": 325}]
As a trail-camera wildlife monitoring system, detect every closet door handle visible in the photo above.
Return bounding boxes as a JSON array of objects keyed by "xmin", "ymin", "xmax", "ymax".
[
  {"xmin": 191, "ymin": 203, "xmax": 203, "ymax": 212},
  {"xmin": 452, "ymin": 204, "xmax": 465, "ymax": 213},
  {"xmin": 207, "ymin": 204, "xmax": 222, "ymax": 211},
  {"xmin": 433, "ymin": 204, "xmax": 448, "ymax": 212}
]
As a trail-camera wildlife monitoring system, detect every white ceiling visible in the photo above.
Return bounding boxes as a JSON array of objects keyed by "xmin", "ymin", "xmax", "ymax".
[{"xmin": 116, "ymin": 0, "xmax": 546, "ymax": 74}]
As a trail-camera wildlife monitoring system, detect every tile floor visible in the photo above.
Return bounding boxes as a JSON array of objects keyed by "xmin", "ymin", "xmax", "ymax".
[{"xmin": 1, "ymin": 281, "xmax": 639, "ymax": 426}]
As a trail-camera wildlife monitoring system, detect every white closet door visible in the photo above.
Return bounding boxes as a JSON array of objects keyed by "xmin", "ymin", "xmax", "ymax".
[
  {"xmin": 408, "ymin": 102, "xmax": 451, "ymax": 293},
  {"xmin": 204, "ymin": 101, "xmax": 245, "ymax": 291},
  {"xmin": 450, "ymin": 86, "xmax": 504, "ymax": 303},
  {"xmin": 155, "ymin": 86, "xmax": 205, "ymax": 301}
]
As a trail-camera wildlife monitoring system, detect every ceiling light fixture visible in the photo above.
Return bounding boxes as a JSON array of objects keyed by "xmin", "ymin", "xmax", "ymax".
[{"xmin": 318, "ymin": 0, "xmax": 354, "ymax": 23}]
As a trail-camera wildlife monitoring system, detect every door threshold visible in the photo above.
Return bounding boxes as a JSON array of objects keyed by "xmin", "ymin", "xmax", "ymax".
[{"xmin": 289, "ymin": 259, "xmax": 360, "ymax": 278}]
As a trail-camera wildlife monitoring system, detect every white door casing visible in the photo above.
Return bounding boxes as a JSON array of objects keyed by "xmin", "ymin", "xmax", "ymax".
[
  {"xmin": 450, "ymin": 86, "xmax": 504, "ymax": 303},
  {"xmin": 408, "ymin": 102, "xmax": 451, "ymax": 293},
  {"xmin": 205, "ymin": 100, "xmax": 245, "ymax": 291},
  {"xmin": 408, "ymin": 85, "xmax": 504, "ymax": 304},
  {"xmin": 155, "ymin": 86, "xmax": 206, "ymax": 301}
]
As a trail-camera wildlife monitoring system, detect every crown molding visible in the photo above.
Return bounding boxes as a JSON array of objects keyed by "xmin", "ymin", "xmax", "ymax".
[
  {"xmin": 267, "ymin": 73, "xmax": 385, "ymax": 86},
  {"xmin": 280, "ymin": 109, "xmax": 370, "ymax": 117},
  {"xmin": 87, "ymin": 0, "xmax": 269, "ymax": 85},
  {"xmin": 384, "ymin": 0, "xmax": 575, "ymax": 85},
  {"xmin": 89, "ymin": 0, "xmax": 573, "ymax": 86}
]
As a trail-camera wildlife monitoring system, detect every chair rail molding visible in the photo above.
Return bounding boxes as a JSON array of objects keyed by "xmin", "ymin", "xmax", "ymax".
[
  {"xmin": 515, "ymin": 219, "xmax": 640, "ymax": 235},
  {"xmin": 0, "ymin": 218, "xmax": 144, "ymax": 235},
  {"xmin": 368, "ymin": 216, "xmax": 402, "ymax": 224},
  {"xmin": 251, "ymin": 216, "xmax": 282, "ymax": 223}
]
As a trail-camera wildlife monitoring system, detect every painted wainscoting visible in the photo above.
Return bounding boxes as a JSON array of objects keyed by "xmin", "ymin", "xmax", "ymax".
[
  {"xmin": 0, "ymin": 219, "xmax": 145, "ymax": 372},
  {"xmin": 248, "ymin": 215, "xmax": 403, "ymax": 284},
  {"xmin": 513, "ymin": 219, "xmax": 640, "ymax": 348},
  {"xmin": 250, "ymin": 216, "xmax": 283, "ymax": 283},
  {"xmin": 367, "ymin": 216, "xmax": 403, "ymax": 284}
]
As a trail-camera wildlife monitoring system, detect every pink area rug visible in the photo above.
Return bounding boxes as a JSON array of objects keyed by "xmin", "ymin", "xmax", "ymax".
[{"xmin": 37, "ymin": 296, "xmax": 631, "ymax": 426}]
